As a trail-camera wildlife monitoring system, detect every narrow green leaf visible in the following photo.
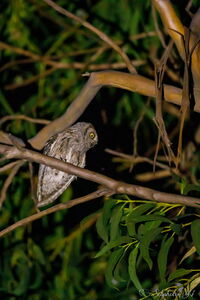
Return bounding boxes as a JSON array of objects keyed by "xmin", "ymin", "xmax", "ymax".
[
  {"xmin": 179, "ymin": 246, "xmax": 196, "ymax": 264},
  {"xmin": 30, "ymin": 263, "xmax": 43, "ymax": 290},
  {"xmin": 113, "ymin": 251, "xmax": 127, "ymax": 282},
  {"xmin": 126, "ymin": 203, "xmax": 155, "ymax": 236},
  {"xmin": 96, "ymin": 213, "xmax": 109, "ymax": 243},
  {"xmin": 105, "ymin": 248, "xmax": 124, "ymax": 288},
  {"xmin": 129, "ymin": 215, "xmax": 172, "ymax": 224},
  {"xmin": 95, "ymin": 236, "xmax": 132, "ymax": 258},
  {"xmin": 96, "ymin": 199, "xmax": 116, "ymax": 243},
  {"xmin": 128, "ymin": 247, "xmax": 146, "ymax": 296},
  {"xmin": 103, "ymin": 199, "xmax": 116, "ymax": 224},
  {"xmin": 168, "ymin": 268, "xmax": 194, "ymax": 282},
  {"xmin": 0, "ymin": 91, "xmax": 14, "ymax": 114},
  {"xmin": 183, "ymin": 183, "xmax": 200, "ymax": 195},
  {"xmin": 110, "ymin": 205, "xmax": 123, "ymax": 241},
  {"xmin": 158, "ymin": 235, "xmax": 174, "ymax": 283},
  {"xmin": 191, "ymin": 219, "xmax": 200, "ymax": 255},
  {"xmin": 127, "ymin": 203, "xmax": 155, "ymax": 220},
  {"xmin": 140, "ymin": 227, "xmax": 162, "ymax": 270}
]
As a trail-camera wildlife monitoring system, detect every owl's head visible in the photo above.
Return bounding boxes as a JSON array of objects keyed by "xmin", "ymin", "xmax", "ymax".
[{"xmin": 72, "ymin": 122, "xmax": 98, "ymax": 150}]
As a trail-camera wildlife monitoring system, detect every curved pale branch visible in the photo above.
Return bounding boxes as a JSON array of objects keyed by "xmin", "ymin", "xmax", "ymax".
[
  {"xmin": 153, "ymin": 0, "xmax": 200, "ymax": 112},
  {"xmin": 1, "ymin": 143, "xmax": 200, "ymax": 208},
  {"xmin": 29, "ymin": 71, "xmax": 182, "ymax": 150},
  {"xmin": 152, "ymin": 0, "xmax": 184, "ymax": 57}
]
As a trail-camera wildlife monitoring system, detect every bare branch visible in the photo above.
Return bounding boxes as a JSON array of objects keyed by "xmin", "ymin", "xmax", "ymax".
[
  {"xmin": 5, "ymin": 67, "xmax": 56, "ymax": 90},
  {"xmin": 105, "ymin": 148, "xmax": 173, "ymax": 171},
  {"xmin": 0, "ymin": 143, "xmax": 200, "ymax": 208},
  {"xmin": 152, "ymin": 0, "xmax": 184, "ymax": 57},
  {"xmin": 0, "ymin": 161, "xmax": 21, "ymax": 173},
  {"xmin": 0, "ymin": 187, "xmax": 109, "ymax": 238},
  {"xmin": 0, "ymin": 115, "xmax": 50, "ymax": 126}
]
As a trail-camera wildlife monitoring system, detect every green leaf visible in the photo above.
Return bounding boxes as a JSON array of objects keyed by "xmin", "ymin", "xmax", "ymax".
[
  {"xmin": 110, "ymin": 205, "xmax": 123, "ymax": 241},
  {"xmin": 95, "ymin": 236, "xmax": 132, "ymax": 258},
  {"xmin": 129, "ymin": 215, "xmax": 172, "ymax": 224},
  {"xmin": 183, "ymin": 183, "xmax": 200, "ymax": 195},
  {"xmin": 127, "ymin": 203, "xmax": 155, "ymax": 219},
  {"xmin": 96, "ymin": 213, "xmax": 109, "ymax": 243},
  {"xmin": 128, "ymin": 247, "xmax": 146, "ymax": 296},
  {"xmin": 0, "ymin": 90, "xmax": 14, "ymax": 114},
  {"xmin": 158, "ymin": 235, "xmax": 174, "ymax": 283},
  {"xmin": 105, "ymin": 248, "xmax": 124, "ymax": 288},
  {"xmin": 168, "ymin": 268, "xmax": 194, "ymax": 282},
  {"xmin": 140, "ymin": 227, "xmax": 162, "ymax": 270},
  {"xmin": 32, "ymin": 243, "xmax": 46, "ymax": 265},
  {"xmin": 126, "ymin": 203, "xmax": 155, "ymax": 236},
  {"xmin": 191, "ymin": 219, "xmax": 200, "ymax": 255},
  {"xmin": 30, "ymin": 263, "xmax": 43, "ymax": 290},
  {"xmin": 96, "ymin": 199, "xmax": 116, "ymax": 243},
  {"xmin": 11, "ymin": 264, "xmax": 30, "ymax": 296}
]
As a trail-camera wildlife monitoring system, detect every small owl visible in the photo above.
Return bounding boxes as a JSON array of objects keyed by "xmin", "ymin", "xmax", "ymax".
[{"xmin": 37, "ymin": 122, "xmax": 98, "ymax": 207}]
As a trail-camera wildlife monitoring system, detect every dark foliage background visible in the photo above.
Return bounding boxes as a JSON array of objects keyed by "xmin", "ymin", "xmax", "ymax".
[{"xmin": 1, "ymin": 0, "xmax": 200, "ymax": 299}]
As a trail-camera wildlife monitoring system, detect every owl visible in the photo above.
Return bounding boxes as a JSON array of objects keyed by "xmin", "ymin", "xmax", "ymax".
[{"xmin": 37, "ymin": 122, "xmax": 98, "ymax": 207}]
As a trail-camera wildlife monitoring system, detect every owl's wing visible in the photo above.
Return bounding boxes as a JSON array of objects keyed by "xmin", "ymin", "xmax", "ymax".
[
  {"xmin": 37, "ymin": 165, "xmax": 75, "ymax": 207},
  {"xmin": 37, "ymin": 145, "xmax": 86, "ymax": 207}
]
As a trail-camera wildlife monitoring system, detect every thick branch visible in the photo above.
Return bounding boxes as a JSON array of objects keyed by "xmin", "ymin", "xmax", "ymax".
[
  {"xmin": 152, "ymin": 0, "xmax": 184, "ymax": 57},
  {"xmin": 28, "ymin": 71, "xmax": 182, "ymax": 150},
  {"xmin": 1, "ymin": 143, "xmax": 200, "ymax": 208},
  {"xmin": 153, "ymin": 0, "xmax": 200, "ymax": 112}
]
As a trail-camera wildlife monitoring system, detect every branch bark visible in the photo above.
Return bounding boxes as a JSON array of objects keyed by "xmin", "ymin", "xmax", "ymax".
[
  {"xmin": 28, "ymin": 71, "xmax": 182, "ymax": 150},
  {"xmin": 0, "ymin": 188, "xmax": 108, "ymax": 238},
  {"xmin": 153, "ymin": 0, "xmax": 200, "ymax": 112},
  {"xmin": 1, "ymin": 143, "xmax": 200, "ymax": 208}
]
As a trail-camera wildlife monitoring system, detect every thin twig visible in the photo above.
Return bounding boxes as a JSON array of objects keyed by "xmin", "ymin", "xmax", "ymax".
[
  {"xmin": 42, "ymin": 0, "xmax": 136, "ymax": 74},
  {"xmin": 0, "ymin": 187, "xmax": 109, "ymax": 238},
  {"xmin": 154, "ymin": 40, "xmax": 175, "ymax": 168},
  {"xmin": 0, "ymin": 161, "xmax": 21, "ymax": 173},
  {"xmin": 176, "ymin": 28, "xmax": 191, "ymax": 168},
  {"xmin": 152, "ymin": 3, "xmax": 166, "ymax": 48},
  {"xmin": 0, "ymin": 160, "xmax": 25, "ymax": 207},
  {"xmin": 105, "ymin": 148, "xmax": 171, "ymax": 170},
  {"xmin": 0, "ymin": 115, "xmax": 50, "ymax": 126},
  {"xmin": 0, "ymin": 57, "xmax": 146, "ymax": 74},
  {"xmin": 130, "ymin": 98, "xmax": 151, "ymax": 171},
  {"xmin": 5, "ymin": 67, "xmax": 56, "ymax": 90}
]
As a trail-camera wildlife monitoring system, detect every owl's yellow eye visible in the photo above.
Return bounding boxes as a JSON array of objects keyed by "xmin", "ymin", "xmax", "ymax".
[{"xmin": 89, "ymin": 132, "xmax": 95, "ymax": 139}]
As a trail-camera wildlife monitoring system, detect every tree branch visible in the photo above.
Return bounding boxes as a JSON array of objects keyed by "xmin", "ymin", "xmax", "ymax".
[
  {"xmin": 1, "ymin": 143, "xmax": 200, "ymax": 208},
  {"xmin": 0, "ymin": 187, "xmax": 108, "ymax": 238},
  {"xmin": 28, "ymin": 70, "xmax": 182, "ymax": 150}
]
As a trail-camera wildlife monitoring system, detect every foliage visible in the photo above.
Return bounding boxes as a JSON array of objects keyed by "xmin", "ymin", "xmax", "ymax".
[{"xmin": 1, "ymin": 0, "xmax": 200, "ymax": 299}]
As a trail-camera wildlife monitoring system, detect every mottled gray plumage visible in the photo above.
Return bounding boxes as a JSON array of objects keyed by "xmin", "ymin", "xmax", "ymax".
[{"xmin": 37, "ymin": 122, "xmax": 98, "ymax": 207}]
